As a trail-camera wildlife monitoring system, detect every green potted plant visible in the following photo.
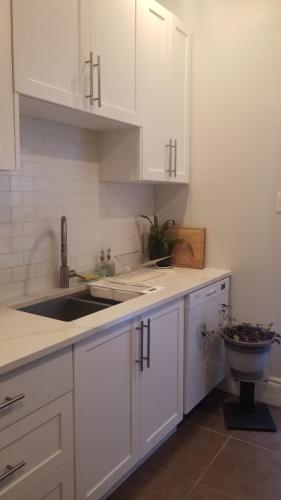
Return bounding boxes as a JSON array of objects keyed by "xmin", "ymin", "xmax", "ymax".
[{"xmin": 139, "ymin": 215, "xmax": 176, "ymax": 266}]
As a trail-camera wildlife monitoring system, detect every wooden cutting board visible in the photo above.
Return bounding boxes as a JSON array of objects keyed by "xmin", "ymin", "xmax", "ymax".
[{"xmin": 167, "ymin": 227, "xmax": 206, "ymax": 269}]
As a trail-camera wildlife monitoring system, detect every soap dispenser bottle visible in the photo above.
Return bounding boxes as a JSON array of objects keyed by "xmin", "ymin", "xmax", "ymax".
[
  {"xmin": 95, "ymin": 250, "xmax": 107, "ymax": 277},
  {"xmin": 105, "ymin": 248, "xmax": 116, "ymax": 277}
]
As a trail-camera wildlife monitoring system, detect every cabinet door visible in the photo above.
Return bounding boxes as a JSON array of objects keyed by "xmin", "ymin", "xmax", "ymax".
[
  {"xmin": 167, "ymin": 16, "xmax": 190, "ymax": 183},
  {"xmin": 0, "ymin": 0, "xmax": 15, "ymax": 170},
  {"xmin": 12, "ymin": 0, "xmax": 81, "ymax": 108},
  {"xmin": 74, "ymin": 323, "xmax": 139, "ymax": 500},
  {"xmin": 139, "ymin": 300, "xmax": 184, "ymax": 457},
  {"xmin": 137, "ymin": 0, "xmax": 170, "ymax": 182},
  {"xmin": 81, "ymin": 0, "xmax": 137, "ymax": 124}
]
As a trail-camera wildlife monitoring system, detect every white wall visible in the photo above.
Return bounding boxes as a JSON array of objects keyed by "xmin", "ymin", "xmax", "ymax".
[
  {"xmin": 0, "ymin": 116, "xmax": 154, "ymax": 299},
  {"xmin": 157, "ymin": 0, "xmax": 281, "ymax": 377}
]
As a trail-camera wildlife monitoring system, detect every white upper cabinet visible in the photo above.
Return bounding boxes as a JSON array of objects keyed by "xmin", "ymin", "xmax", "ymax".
[
  {"xmin": 137, "ymin": 0, "xmax": 190, "ymax": 183},
  {"xmin": 137, "ymin": 0, "xmax": 170, "ymax": 181},
  {"xmin": 167, "ymin": 16, "xmax": 190, "ymax": 183},
  {"xmin": 0, "ymin": 0, "xmax": 16, "ymax": 170},
  {"xmin": 12, "ymin": 0, "xmax": 138, "ymax": 126},
  {"xmin": 81, "ymin": 0, "xmax": 138, "ymax": 124},
  {"xmin": 12, "ymin": 0, "xmax": 81, "ymax": 108}
]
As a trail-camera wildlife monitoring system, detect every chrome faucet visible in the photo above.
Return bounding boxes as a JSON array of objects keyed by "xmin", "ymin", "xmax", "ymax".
[{"xmin": 60, "ymin": 216, "xmax": 83, "ymax": 288}]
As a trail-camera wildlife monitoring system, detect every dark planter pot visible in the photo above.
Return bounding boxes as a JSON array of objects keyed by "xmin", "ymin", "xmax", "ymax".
[{"xmin": 149, "ymin": 241, "xmax": 171, "ymax": 267}]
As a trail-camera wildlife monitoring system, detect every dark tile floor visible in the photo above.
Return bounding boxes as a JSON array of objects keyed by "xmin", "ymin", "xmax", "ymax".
[{"xmin": 109, "ymin": 390, "xmax": 281, "ymax": 500}]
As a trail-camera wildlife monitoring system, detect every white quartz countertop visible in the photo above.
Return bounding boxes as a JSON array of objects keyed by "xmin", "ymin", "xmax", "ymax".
[{"xmin": 0, "ymin": 267, "xmax": 230, "ymax": 376}]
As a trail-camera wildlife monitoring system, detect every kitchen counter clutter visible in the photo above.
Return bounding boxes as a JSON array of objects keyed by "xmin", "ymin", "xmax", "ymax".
[{"xmin": 0, "ymin": 267, "xmax": 230, "ymax": 377}]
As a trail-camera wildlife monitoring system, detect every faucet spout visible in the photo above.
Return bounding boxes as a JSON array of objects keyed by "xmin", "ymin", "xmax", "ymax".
[
  {"xmin": 61, "ymin": 216, "xmax": 67, "ymax": 268},
  {"xmin": 60, "ymin": 215, "xmax": 79, "ymax": 288}
]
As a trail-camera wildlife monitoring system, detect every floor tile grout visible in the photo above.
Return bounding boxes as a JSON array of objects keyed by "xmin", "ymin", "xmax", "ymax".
[
  {"xmin": 231, "ymin": 435, "xmax": 281, "ymax": 456},
  {"xmin": 186, "ymin": 419, "xmax": 234, "ymax": 438},
  {"xmin": 188, "ymin": 482, "xmax": 235, "ymax": 499},
  {"xmin": 187, "ymin": 434, "xmax": 233, "ymax": 496}
]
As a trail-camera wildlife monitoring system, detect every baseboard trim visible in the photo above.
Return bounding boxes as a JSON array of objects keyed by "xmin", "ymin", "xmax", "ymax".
[{"xmin": 220, "ymin": 376, "xmax": 281, "ymax": 408}]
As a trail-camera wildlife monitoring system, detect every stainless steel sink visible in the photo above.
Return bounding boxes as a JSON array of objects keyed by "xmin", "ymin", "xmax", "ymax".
[{"xmin": 17, "ymin": 290, "xmax": 120, "ymax": 322}]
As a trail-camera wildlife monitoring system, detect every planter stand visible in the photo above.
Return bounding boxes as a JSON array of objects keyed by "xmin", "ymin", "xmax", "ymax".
[{"xmin": 223, "ymin": 381, "xmax": 276, "ymax": 432}]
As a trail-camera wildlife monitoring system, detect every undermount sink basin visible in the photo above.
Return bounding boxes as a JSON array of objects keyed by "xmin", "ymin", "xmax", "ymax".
[{"xmin": 17, "ymin": 290, "xmax": 120, "ymax": 322}]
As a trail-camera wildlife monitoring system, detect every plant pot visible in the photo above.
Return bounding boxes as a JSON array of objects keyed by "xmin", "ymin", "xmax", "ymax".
[
  {"xmin": 223, "ymin": 336, "xmax": 274, "ymax": 381},
  {"xmin": 149, "ymin": 241, "xmax": 171, "ymax": 267}
]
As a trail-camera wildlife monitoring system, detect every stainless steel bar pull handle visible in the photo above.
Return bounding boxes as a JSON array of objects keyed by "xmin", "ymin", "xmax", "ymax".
[
  {"xmin": 136, "ymin": 321, "xmax": 144, "ymax": 372},
  {"xmin": 0, "ymin": 393, "xmax": 25, "ymax": 411},
  {"xmin": 144, "ymin": 319, "xmax": 151, "ymax": 368},
  {"xmin": 173, "ymin": 139, "xmax": 177, "ymax": 178},
  {"xmin": 85, "ymin": 51, "xmax": 94, "ymax": 106},
  {"xmin": 166, "ymin": 138, "xmax": 173, "ymax": 177},
  {"xmin": 93, "ymin": 55, "xmax": 102, "ymax": 108},
  {"xmin": 0, "ymin": 461, "xmax": 26, "ymax": 482}
]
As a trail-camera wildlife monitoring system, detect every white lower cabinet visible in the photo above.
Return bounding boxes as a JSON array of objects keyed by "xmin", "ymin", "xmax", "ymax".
[
  {"xmin": 0, "ymin": 348, "xmax": 74, "ymax": 500},
  {"xmin": 74, "ymin": 298, "xmax": 184, "ymax": 499},
  {"xmin": 74, "ymin": 321, "xmax": 139, "ymax": 500},
  {"xmin": 139, "ymin": 301, "xmax": 184, "ymax": 457},
  {"xmin": 21, "ymin": 461, "xmax": 74, "ymax": 500},
  {"xmin": 0, "ymin": 393, "xmax": 73, "ymax": 500}
]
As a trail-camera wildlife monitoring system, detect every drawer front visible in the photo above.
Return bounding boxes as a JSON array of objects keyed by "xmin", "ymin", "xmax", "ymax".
[
  {"xmin": 188, "ymin": 278, "xmax": 230, "ymax": 309},
  {"xmin": 21, "ymin": 460, "xmax": 74, "ymax": 500},
  {"xmin": 0, "ymin": 392, "xmax": 73, "ymax": 500},
  {"xmin": 0, "ymin": 348, "xmax": 73, "ymax": 431}
]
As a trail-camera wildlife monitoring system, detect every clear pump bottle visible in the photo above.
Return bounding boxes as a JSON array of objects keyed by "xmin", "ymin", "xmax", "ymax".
[
  {"xmin": 104, "ymin": 248, "xmax": 116, "ymax": 277},
  {"xmin": 95, "ymin": 250, "xmax": 107, "ymax": 277}
]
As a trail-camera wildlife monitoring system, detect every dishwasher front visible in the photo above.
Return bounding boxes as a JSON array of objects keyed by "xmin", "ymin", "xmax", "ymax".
[{"xmin": 184, "ymin": 278, "xmax": 230, "ymax": 415}]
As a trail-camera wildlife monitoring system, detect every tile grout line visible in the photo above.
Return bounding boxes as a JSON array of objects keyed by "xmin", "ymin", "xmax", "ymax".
[
  {"xmin": 186, "ymin": 419, "xmax": 232, "ymax": 438},
  {"xmin": 231, "ymin": 435, "xmax": 281, "ymax": 456},
  {"xmin": 188, "ymin": 482, "xmax": 235, "ymax": 499},
  {"xmin": 187, "ymin": 434, "xmax": 233, "ymax": 497}
]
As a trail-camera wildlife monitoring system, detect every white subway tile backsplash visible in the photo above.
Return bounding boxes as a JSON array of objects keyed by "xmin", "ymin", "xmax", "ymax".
[
  {"xmin": 0, "ymin": 223, "xmax": 23, "ymax": 238},
  {"xmin": 23, "ymin": 220, "xmax": 58, "ymax": 236},
  {"xmin": 23, "ymin": 275, "xmax": 56, "ymax": 294},
  {"xmin": 0, "ymin": 177, "xmax": 10, "ymax": 191},
  {"xmin": 23, "ymin": 161, "xmax": 46, "ymax": 177},
  {"xmin": 12, "ymin": 236, "xmax": 35, "ymax": 252},
  {"xmin": 0, "ymin": 252, "xmax": 23, "ymax": 269},
  {"xmin": 0, "ymin": 192, "xmax": 23, "ymax": 207},
  {"xmin": 0, "ymin": 239, "xmax": 12, "ymax": 254},
  {"xmin": 11, "ymin": 207, "xmax": 36, "ymax": 222},
  {"xmin": 0, "ymin": 269, "xmax": 12, "ymax": 285},
  {"xmin": 23, "ymin": 247, "xmax": 56, "ymax": 265},
  {"xmin": 0, "ymin": 281, "xmax": 24, "ymax": 300},
  {"xmin": 0, "ymin": 116, "xmax": 154, "ymax": 300},
  {"xmin": 0, "ymin": 208, "xmax": 10, "ymax": 223},
  {"xmin": 10, "ymin": 176, "xmax": 34, "ymax": 192},
  {"xmin": 12, "ymin": 265, "xmax": 37, "ymax": 282}
]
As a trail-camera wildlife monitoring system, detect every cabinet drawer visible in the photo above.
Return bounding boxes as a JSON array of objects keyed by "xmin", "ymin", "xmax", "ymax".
[
  {"xmin": 0, "ymin": 348, "xmax": 73, "ymax": 431},
  {"xmin": 21, "ymin": 460, "xmax": 74, "ymax": 500},
  {"xmin": 0, "ymin": 392, "xmax": 73, "ymax": 500}
]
